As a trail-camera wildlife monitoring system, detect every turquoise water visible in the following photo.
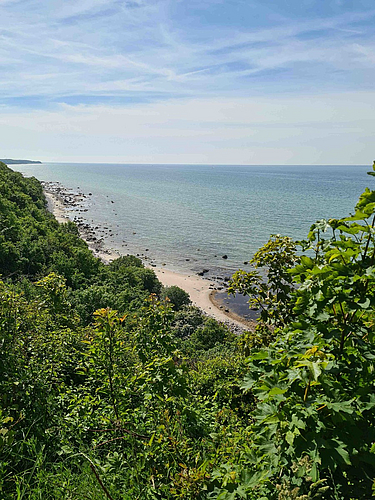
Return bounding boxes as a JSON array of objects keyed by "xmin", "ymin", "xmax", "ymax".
[{"xmin": 13, "ymin": 163, "xmax": 370, "ymax": 276}]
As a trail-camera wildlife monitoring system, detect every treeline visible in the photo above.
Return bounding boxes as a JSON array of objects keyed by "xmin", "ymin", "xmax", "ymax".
[
  {"xmin": 0, "ymin": 159, "xmax": 41, "ymax": 164},
  {"xmin": 0, "ymin": 161, "xmax": 374, "ymax": 499}
]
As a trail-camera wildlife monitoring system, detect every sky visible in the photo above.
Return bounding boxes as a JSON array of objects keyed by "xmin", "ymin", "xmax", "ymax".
[{"xmin": 0, "ymin": 0, "xmax": 374, "ymax": 164}]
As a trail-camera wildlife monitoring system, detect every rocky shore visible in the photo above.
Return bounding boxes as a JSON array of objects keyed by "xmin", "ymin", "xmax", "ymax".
[
  {"xmin": 43, "ymin": 180, "xmax": 121, "ymax": 262},
  {"xmin": 42, "ymin": 180, "xmax": 254, "ymax": 333}
]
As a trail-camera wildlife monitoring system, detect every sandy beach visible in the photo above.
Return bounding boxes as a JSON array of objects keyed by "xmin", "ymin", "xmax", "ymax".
[
  {"xmin": 45, "ymin": 191, "xmax": 69, "ymax": 224},
  {"xmin": 152, "ymin": 267, "xmax": 253, "ymax": 329},
  {"xmin": 44, "ymin": 185, "xmax": 253, "ymax": 331}
]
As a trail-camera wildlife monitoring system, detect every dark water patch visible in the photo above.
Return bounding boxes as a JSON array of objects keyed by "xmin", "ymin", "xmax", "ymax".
[{"xmin": 214, "ymin": 291, "xmax": 259, "ymax": 321}]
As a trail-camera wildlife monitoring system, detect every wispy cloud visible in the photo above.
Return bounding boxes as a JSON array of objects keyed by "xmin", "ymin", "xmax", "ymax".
[
  {"xmin": 0, "ymin": 0, "xmax": 374, "ymax": 106},
  {"xmin": 0, "ymin": 0, "xmax": 374, "ymax": 162}
]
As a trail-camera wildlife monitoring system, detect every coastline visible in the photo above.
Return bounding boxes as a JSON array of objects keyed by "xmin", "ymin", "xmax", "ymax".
[
  {"xmin": 209, "ymin": 290, "xmax": 255, "ymax": 329},
  {"xmin": 44, "ymin": 188, "xmax": 122, "ymax": 263},
  {"xmin": 43, "ymin": 183, "xmax": 254, "ymax": 331},
  {"xmin": 152, "ymin": 267, "xmax": 253, "ymax": 329}
]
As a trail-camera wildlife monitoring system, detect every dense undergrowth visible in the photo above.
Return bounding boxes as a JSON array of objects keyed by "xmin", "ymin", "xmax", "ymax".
[{"xmin": 0, "ymin": 162, "xmax": 374, "ymax": 499}]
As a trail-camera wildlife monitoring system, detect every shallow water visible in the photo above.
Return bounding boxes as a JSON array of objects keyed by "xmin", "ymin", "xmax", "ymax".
[{"xmin": 14, "ymin": 162, "xmax": 370, "ymax": 279}]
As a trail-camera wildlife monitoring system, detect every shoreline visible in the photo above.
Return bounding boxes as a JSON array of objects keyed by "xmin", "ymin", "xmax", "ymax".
[
  {"xmin": 44, "ymin": 188, "xmax": 122, "ymax": 263},
  {"xmin": 151, "ymin": 267, "xmax": 253, "ymax": 329},
  {"xmin": 209, "ymin": 290, "xmax": 255, "ymax": 330},
  {"xmin": 43, "ymin": 183, "xmax": 254, "ymax": 331}
]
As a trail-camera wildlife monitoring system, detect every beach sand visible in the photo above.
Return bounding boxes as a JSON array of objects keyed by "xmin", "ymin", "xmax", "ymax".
[
  {"xmin": 152, "ymin": 267, "xmax": 253, "ymax": 329},
  {"xmin": 44, "ymin": 188, "xmax": 253, "ymax": 330},
  {"xmin": 45, "ymin": 191, "xmax": 69, "ymax": 224}
]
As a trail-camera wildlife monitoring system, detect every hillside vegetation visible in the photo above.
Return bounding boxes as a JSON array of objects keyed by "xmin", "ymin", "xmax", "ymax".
[
  {"xmin": 0, "ymin": 159, "xmax": 41, "ymax": 164},
  {"xmin": 0, "ymin": 162, "xmax": 374, "ymax": 499}
]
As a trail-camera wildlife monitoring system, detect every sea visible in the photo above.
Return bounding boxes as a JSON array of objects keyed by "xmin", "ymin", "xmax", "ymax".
[{"xmin": 13, "ymin": 162, "xmax": 371, "ymax": 285}]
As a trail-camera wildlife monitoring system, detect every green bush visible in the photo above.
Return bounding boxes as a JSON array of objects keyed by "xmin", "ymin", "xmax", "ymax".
[
  {"xmin": 161, "ymin": 285, "xmax": 191, "ymax": 310},
  {"xmin": 2, "ymin": 161, "xmax": 375, "ymax": 499}
]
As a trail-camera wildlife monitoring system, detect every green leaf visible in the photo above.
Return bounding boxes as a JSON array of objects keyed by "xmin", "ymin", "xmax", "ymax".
[
  {"xmin": 148, "ymin": 432, "xmax": 155, "ymax": 447},
  {"xmin": 357, "ymin": 297, "xmax": 370, "ymax": 309},
  {"xmin": 241, "ymin": 374, "xmax": 256, "ymax": 391},
  {"xmin": 335, "ymin": 445, "xmax": 351, "ymax": 465},
  {"xmin": 356, "ymin": 187, "xmax": 375, "ymax": 210},
  {"xmin": 296, "ymin": 360, "xmax": 322, "ymax": 381},
  {"xmin": 300, "ymin": 255, "xmax": 314, "ymax": 268},
  {"xmin": 336, "ymin": 224, "xmax": 361, "ymax": 235},
  {"xmin": 310, "ymin": 462, "xmax": 319, "ymax": 482},
  {"xmin": 315, "ymin": 310, "xmax": 330, "ymax": 321},
  {"xmin": 262, "ymin": 413, "xmax": 280, "ymax": 425},
  {"xmin": 361, "ymin": 394, "xmax": 375, "ymax": 411},
  {"xmin": 251, "ymin": 350, "xmax": 269, "ymax": 360},
  {"xmin": 268, "ymin": 387, "xmax": 287, "ymax": 397},
  {"xmin": 291, "ymin": 415, "xmax": 306, "ymax": 429},
  {"xmin": 325, "ymin": 400, "xmax": 354, "ymax": 414},
  {"xmin": 285, "ymin": 431, "xmax": 294, "ymax": 445},
  {"xmin": 342, "ymin": 211, "xmax": 368, "ymax": 221}
]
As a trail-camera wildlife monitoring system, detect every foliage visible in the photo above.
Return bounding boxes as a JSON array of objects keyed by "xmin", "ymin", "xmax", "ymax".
[
  {"xmin": 171, "ymin": 305, "xmax": 206, "ymax": 340},
  {"xmin": 1, "ymin": 161, "xmax": 375, "ymax": 499},
  {"xmin": 219, "ymin": 167, "xmax": 375, "ymax": 499},
  {"xmin": 229, "ymin": 234, "xmax": 299, "ymax": 335},
  {"xmin": 185, "ymin": 318, "xmax": 236, "ymax": 354},
  {"xmin": 0, "ymin": 161, "xmax": 101, "ymax": 283},
  {"xmin": 161, "ymin": 285, "xmax": 191, "ymax": 311}
]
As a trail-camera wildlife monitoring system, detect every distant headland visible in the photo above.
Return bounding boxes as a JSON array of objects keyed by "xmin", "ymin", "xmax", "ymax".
[{"xmin": 0, "ymin": 158, "xmax": 42, "ymax": 164}]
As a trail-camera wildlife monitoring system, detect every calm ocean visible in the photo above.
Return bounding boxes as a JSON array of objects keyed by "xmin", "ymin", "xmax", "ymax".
[{"xmin": 13, "ymin": 163, "xmax": 370, "ymax": 277}]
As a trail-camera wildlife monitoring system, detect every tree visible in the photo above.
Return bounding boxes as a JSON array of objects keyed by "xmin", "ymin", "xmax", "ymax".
[
  {"xmin": 213, "ymin": 166, "xmax": 375, "ymax": 499},
  {"xmin": 161, "ymin": 285, "xmax": 191, "ymax": 311}
]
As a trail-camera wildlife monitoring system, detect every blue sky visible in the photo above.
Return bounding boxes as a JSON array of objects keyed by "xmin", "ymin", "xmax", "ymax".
[{"xmin": 0, "ymin": 0, "xmax": 374, "ymax": 164}]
